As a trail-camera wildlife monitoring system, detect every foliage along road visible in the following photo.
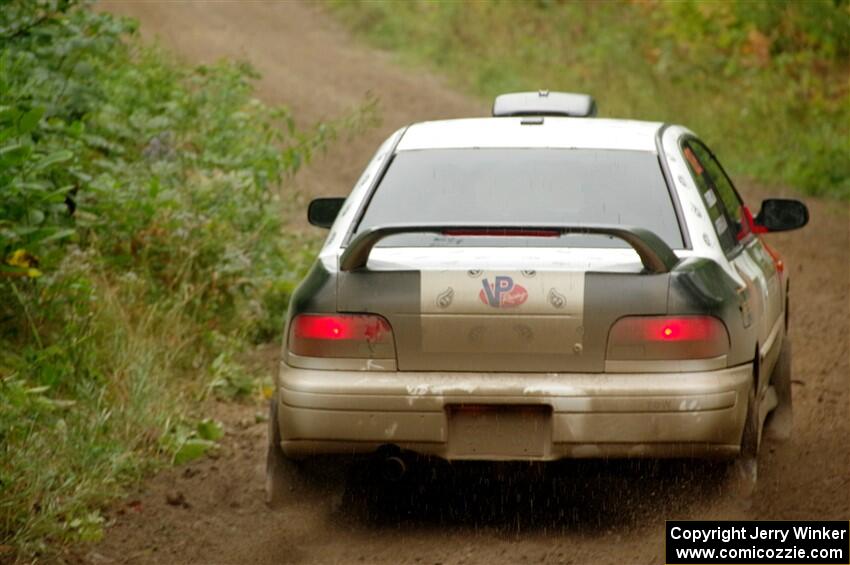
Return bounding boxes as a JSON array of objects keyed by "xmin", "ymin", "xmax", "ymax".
[{"xmin": 84, "ymin": 2, "xmax": 849, "ymax": 564}]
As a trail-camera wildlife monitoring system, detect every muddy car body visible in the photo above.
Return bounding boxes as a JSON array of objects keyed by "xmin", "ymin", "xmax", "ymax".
[{"xmin": 267, "ymin": 92, "xmax": 808, "ymax": 502}]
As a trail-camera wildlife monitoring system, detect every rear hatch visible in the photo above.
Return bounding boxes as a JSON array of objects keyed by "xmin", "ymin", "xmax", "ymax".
[{"xmin": 335, "ymin": 146, "xmax": 683, "ymax": 372}]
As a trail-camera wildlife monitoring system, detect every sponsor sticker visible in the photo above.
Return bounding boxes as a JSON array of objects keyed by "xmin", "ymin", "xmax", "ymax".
[
  {"xmin": 479, "ymin": 276, "xmax": 528, "ymax": 308},
  {"xmin": 420, "ymin": 270, "xmax": 585, "ymax": 354},
  {"xmin": 421, "ymin": 270, "xmax": 584, "ymax": 316}
]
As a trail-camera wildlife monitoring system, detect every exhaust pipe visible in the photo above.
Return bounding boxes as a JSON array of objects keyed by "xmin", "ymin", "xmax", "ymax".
[{"xmin": 380, "ymin": 455, "xmax": 407, "ymax": 482}]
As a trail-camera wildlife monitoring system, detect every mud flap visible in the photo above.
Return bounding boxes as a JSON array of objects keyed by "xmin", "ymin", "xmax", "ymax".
[
  {"xmin": 727, "ymin": 457, "xmax": 758, "ymax": 500},
  {"xmin": 728, "ymin": 381, "xmax": 760, "ymax": 499},
  {"xmin": 764, "ymin": 339, "xmax": 793, "ymax": 441},
  {"xmin": 266, "ymin": 399, "xmax": 346, "ymax": 510}
]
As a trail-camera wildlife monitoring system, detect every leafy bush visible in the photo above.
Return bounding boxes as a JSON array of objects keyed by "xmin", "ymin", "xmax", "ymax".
[
  {"xmin": 332, "ymin": 0, "xmax": 849, "ymax": 198},
  {"xmin": 0, "ymin": 1, "xmax": 376, "ymax": 557}
]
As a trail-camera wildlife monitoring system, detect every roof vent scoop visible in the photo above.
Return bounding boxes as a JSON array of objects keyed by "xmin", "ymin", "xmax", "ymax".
[{"xmin": 492, "ymin": 91, "xmax": 597, "ymax": 118}]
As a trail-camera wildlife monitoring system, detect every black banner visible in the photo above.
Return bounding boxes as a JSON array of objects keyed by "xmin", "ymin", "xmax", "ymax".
[{"xmin": 666, "ymin": 521, "xmax": 849, "ymax": 564}]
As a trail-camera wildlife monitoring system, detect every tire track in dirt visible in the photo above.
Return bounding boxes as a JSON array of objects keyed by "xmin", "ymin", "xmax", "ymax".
[{"xmin": 83, "ymin": 2, "xmax": 849, "ymax": 564}]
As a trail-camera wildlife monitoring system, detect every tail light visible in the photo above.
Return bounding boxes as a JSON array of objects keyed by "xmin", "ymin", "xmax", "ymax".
[
  {"xmin": 607, "ymin": 316, "xmax": 729, "ymax": 361},
  {"xmin": 288, "ymin": 314, "xmax": 395, "ymax": 359}
]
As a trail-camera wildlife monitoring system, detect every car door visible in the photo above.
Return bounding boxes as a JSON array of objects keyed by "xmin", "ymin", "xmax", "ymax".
[{"xmin": 681, "ymin": 138, "xmax": 784, "ymax": 384}]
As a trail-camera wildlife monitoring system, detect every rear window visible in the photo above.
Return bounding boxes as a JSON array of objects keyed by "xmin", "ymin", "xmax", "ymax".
[{"xmin": 353, "ymin": 148, "xmax": 683, "ymax": 249}]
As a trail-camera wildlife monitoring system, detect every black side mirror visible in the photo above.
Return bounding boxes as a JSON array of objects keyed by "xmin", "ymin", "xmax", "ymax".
[
  {"xmin": 754, "ymin": 198, "xmax": 809, "ymax": 232},
  {"xmin": 307, "ymin": 197, "xmax": 345, "ymax": 229}
]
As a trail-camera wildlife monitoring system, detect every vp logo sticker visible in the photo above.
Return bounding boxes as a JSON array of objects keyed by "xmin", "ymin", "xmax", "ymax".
[{"xmin": 479, "ymin": 276, "xmax": 528, "ymax": 308}]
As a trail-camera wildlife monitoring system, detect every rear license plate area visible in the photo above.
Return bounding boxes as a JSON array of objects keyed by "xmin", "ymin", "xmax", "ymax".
[{"xmin": 447, "ymin": 405, "xmax": 552, "ymax": 459}]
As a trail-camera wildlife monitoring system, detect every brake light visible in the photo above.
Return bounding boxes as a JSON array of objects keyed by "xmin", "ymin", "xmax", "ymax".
[
  {"xmin": 441, "ymin": 228, "xmax": 560, "ymax": 238},
  {"xmin": 607, "ymin": 316, "xmax": 729, "ymax": 361},
  {"xmin": 288, "ymin": 314, "xmax": 395, "ymax": 359}
]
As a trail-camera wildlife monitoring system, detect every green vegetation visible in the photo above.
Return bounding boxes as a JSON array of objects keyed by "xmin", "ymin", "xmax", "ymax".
[
  {"xmin": 332, "ymin": 0, "xmax": 850, "ymax": 198},
  {"xmin": 0, "ymin": 1, "xmax": 374, "ymax": 558}
]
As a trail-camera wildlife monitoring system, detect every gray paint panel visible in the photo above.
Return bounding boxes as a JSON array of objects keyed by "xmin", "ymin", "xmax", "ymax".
[
  {"xmin": 581, "ymin": 272, "xmax": 672, "ymax": 371},
  {"xmin": 337, "ymin": 268, "xmax": 671, "ymax": 373},
  {"xmin": 297, "ymin": 256, "xmax": 753, "ymax": 373},
  {"xmin": 667, "ymin": 257, "xmax": 755, "ymax": 367},
  {"xmin": 337, "ymin": 271, "xmax": 421, "ymax": 314}
]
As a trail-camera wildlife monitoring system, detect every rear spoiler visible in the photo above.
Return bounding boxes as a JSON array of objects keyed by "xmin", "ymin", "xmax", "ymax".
[
  {"xmin": 340, "ymin": 224, "xmax": 680, "ymax": 274},
  {"xmin": 492, "ymin": 91, "xmax": 597, "ymax": 118}
]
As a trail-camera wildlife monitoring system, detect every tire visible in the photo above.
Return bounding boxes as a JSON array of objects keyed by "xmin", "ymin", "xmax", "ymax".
[
  {"xmin": 765, "ymin": 339, "xmax": 793, "ymax": 441},
  {"xmin": 265, "ymin": 397, "xmax": 310, "ymax": 509}
]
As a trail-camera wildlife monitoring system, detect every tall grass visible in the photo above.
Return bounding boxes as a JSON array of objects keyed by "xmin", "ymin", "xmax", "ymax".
[
  {"xmin": 331, "ymin": 0, "xmax": 849, "ymax": 199},
  {"xmin": 0, "ymin": 1, "xmax": 377, "ymax": 558},
  {"xmin": 3, "ymin": 263, "xmax": 195, "ymax": 548}
]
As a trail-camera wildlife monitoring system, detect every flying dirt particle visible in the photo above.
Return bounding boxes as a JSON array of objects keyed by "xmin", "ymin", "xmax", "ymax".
[
  {"xmin": 182, "ymin": 467, "xmax": 200, "ymax": 479},
  {"xmin": 85, "ymin": 551, "xmax": 115, "ymax": 564},
  {"xmin": 165, "ymin": 490, "xmax": 190, "ymax": 508}
]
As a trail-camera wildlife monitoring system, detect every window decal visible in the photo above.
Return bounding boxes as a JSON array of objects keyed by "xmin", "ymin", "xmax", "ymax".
[{"xmin": 683, "ymin": 146, "xmax": 704, "ymax": 175}]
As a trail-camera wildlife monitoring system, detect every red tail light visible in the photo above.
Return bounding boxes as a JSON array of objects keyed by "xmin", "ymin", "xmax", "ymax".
[
  {"xmin": 288, "ymin": 314, "xmax": 395, "ymax": 359},
  {"xmin": 607, "ymin": 316, "xmax": 729, "ymax": 361}
]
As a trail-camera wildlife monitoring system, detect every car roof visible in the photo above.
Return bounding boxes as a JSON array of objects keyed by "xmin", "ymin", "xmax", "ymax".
[{"xmin": 396, "ymin": 117, "xmax": 665, "ymax": 153}]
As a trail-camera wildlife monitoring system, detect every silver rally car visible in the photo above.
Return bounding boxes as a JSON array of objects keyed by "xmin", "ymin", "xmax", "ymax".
[{"xmin": 267, "ymin": 91, "xmax": 808, "ymax": 504}]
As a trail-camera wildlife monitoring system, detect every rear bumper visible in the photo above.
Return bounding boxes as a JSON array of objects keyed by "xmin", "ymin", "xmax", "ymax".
[{"xmin": 276, "ymin": 363, "xmax": 752, "ymax": 460}]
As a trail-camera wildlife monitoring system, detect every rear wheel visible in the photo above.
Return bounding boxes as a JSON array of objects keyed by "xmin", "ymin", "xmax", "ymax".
[{"xmin": 765, "ymin": 339, "xmax": 793, "ymax": 441}]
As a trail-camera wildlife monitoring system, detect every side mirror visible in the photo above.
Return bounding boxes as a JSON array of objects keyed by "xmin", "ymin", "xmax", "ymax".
[
  {"xmin": 307, "ymin": 197, "xmax": 345, "ymax": 229},
  {"xmin": 754, "ymin": 198, "xmax": 809, "ymax": 232}
]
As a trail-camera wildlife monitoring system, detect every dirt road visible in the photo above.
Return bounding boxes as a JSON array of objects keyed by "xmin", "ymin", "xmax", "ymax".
[{"xmin": 84, "ymin": 2, "xmax": 849, "ymax": 564}]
